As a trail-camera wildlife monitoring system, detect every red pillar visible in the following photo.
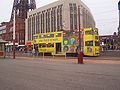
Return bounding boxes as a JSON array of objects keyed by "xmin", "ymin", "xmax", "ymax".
[{"xmin": 78, "ymin": 5, "xmax": 83, "ymax": 64}]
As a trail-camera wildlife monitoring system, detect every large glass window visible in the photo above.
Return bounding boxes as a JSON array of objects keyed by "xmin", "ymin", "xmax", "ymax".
[
  {"xmin": 38, "ymin": 13, "xmax": 41, "ymax": 33},
  {"xmin": 46, "ymin": 12, "xmax": 48, "ymax": 33},
  {"xmin": 32, "ymin": 16, "xmax": 34, "ymax": 40},
  {"xmin": 82, "ymin": 8, "xmax": 85, "ymax": 28},
  {"xmin": 42, "ymin": 12, "xmax": 45, "ymax": 33},
  {"xmin": 57, "ymin": 7, "xmax": 60, "ymax": 31},
  {"xmin": 19, "ymin": 31, "xmax": 25, "ymax": 43},
  {"xmin": 41, "ymin": 13, "xmax": 43, "ymax": 33},
  {"xmin": 36, "ymin": 14, "xmax": 39, "ymax": 34},
  {"xmin": 60, "ymin": 5, "xmax": 63, "ymax": 31},
  {"xmin": 73, "ymin": 3, "xmax": 77, "ymax": 29},
  {"xmin": 33, "ymin": 15, "xmax": 36, "ymax": 35},
  {"xmin": 48, "ymin": 10, "xmax": 50, "ymax": 32},
  {"xmin": 53, "ymin": 8, "xmax": 56, "ymax": 32},
  {"xmin": 51, "ymin": 10, "xmax": 53, "ymax": 32},
  {"xmin": 69, "ymin": 3, "xmax": 73, "ymax": 31},
  {"xmin": 28, "ymin": 18, "xmax": 31, "ymax": 41}
]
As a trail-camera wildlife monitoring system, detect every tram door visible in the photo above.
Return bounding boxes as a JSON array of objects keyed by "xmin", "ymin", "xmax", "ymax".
[{"xmin": 56, "ymin": 43, "xmax": 61, "ymax": 54}]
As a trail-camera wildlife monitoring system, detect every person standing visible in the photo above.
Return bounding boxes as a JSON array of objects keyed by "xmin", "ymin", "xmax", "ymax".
[{"xmin": 32, "ymin": 48, "xmax": 35, "ymax": 57}]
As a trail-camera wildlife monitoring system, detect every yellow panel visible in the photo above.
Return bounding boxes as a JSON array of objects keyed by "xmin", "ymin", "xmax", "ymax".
[
  {"xmin": 33, "ymin": 31, "xmax": 63, "ymax": 44},
  {"xmin": 38, "ymin": 48, "xmax": 55, "ymax": 53},
  {"xmin": 38, "ymin": 37, "xmax": 62, "ymax": 43}
]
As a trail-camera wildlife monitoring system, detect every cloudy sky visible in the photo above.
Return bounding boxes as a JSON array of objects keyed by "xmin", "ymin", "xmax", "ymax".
[{"xmin": 0, "ymin": 0, "xmax": 119, "ymax": 35}]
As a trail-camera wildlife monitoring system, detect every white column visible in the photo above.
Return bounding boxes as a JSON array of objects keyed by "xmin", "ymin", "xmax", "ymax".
[
  {"xmin": 25, "ymin": 19, "xmax": 28, "ymax": 44},
  {"xmin": 13, "ymin": 10, "xmax": 16, "ymax": 40}
]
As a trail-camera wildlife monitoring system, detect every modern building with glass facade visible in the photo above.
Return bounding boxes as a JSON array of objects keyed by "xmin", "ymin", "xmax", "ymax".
[{"xmin": 25, "ymin": 0, "xmax": 95, "ymax": 45}]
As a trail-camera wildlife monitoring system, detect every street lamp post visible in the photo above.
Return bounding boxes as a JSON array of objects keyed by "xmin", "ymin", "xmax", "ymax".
[
  {"xmin": 13, "ymin": 10, "xmax": 16, "ymax": 59},
  {"xmin": 78, "ymin": 5, "xmax": 83, "ymax": 64}
]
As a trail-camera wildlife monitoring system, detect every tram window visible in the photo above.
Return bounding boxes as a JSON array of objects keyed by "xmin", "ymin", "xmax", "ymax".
[
  {"xmin": 46, "ymin": 34, "xmax": 54, "ymax": 38},
  {"xmin": 39, "ymin": 35, "xmax": 44, "ymax": 38},
  {"xmin": 94, "ymin": 31, "xmax": 98, "ymax": 35},
  {"xmin": 50, "ymin": 34, "xmax": 54, "ymax": 37},
  {"xmin": 95, "ymin": 41, "xmax": 100, "ymax": 46},
  {"xmin": 34, "ymin": 44, "xmax": 38, "ymax": 48},
  {"xmin": 47, "ymin": 43, "xmax": 54, "ymax": 47},
  {"xmin": 34, "ymin": 36, "xmax": 38, "ymax": 39},
  {"xmin": 40, "ymin": 35, "xmax": 47, "ymax": 38},
  {"xmin": 46, "ymin": 34, "xmax": 50, "ymax": 38},
  {"xmin": 51, "ymin": 43, "xmax": 54, "ymax": 47},
  {"xmin": 39, "ymin": 44, "xmax": 42, "ymax": 48},
  {"xmin": 47, "ymin": 43, "xmax": 51, "ymax": 47},
  {"xmin": 56, "ymin": 33, "xmax": 61, "ymax": 37},
  {"xmin": 39, "ymin": 43, "xmax": 46, "ymax": 48},
  {"xmin": 94, "ymin": 28, "xmax": 98, "ymax": 34},
  {"xmin": 85, "ymin": 30, "xmax": 93, "ymax": 35},
  {"xmin": 85, "ymin": 41, "xmax": 93, "ymax": 46}
]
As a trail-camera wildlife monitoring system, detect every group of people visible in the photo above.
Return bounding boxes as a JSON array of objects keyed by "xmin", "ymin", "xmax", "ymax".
[
  {"xmin": 101, "ymin": 44, "xmax": 120, "ymax": 51},
  {"xmin": 6, "ymin": 45, "xmax": 39, "ymax": 57}
]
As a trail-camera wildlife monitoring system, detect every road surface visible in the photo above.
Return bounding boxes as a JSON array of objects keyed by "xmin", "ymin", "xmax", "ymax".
[{"xmin": 0, "ymin": 58, "xmax": 120, "ymax": 90}]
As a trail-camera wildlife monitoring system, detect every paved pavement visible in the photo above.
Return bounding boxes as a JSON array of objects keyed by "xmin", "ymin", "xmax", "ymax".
[
  {"xmin": 5, "ymin": 53, "xmax": 120, "ymax": 65},
  {"xmin": 0, "ymin": 58, "xmax": 120, "ymax": 90},
  {"xmin": 6, "ymin": 52, "xmax": 120, "ymax": 59},
  {"xmin": 5, "ymin": 52, "xmax": 120, "ymax": 64}
]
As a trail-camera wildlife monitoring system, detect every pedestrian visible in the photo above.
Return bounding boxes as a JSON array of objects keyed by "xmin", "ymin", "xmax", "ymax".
[{"xmin": 32, "ymin": 48, "xmax": 35, "ymax": 57}]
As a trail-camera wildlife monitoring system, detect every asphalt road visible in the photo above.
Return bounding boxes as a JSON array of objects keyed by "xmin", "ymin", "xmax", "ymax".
[{"xmin": 0, "ymin": 58, "xmax": 120, "ymax": 90}]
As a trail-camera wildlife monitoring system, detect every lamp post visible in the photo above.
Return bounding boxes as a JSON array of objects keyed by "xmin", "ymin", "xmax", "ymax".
[
  {"xmin": 78, "ymin": 5, "xmax": 83, "ymax": 64},
  {"xmin": 13, "ymin": 10, "xmax": 16, "ymax": 59}
]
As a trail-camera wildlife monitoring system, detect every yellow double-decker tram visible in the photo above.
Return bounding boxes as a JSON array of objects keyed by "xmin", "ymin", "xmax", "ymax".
[
  {"xmin": 33, "ymin": 28, "xmax": 100, "ymax": 56},
  {"xmin": 33, "ymin": 31, "xmax": 64, "ymax": 55},
  {"xmin": 83, "ymin": 28, "xmax": 100, "ymax": 56}
]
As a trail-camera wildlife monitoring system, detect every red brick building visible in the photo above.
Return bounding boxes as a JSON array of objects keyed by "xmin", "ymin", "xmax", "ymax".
[
  {"xmin": 0, "ymin": 0, "xmax": 36, "ymax": 46},
  {"xmin": 5, "ymin": 18, "xmax": 25, "ymax": 45}
]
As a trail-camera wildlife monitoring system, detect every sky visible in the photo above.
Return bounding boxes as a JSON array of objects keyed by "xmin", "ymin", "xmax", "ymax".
[{"xmin": 0, "ymin": 0, "xmax": 119, "ymax": 35}]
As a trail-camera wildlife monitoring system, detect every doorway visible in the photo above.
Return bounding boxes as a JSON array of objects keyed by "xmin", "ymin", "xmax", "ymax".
[{"xmin": 56, "ymin": 43, "xmax": 61, "ymax": 54}]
